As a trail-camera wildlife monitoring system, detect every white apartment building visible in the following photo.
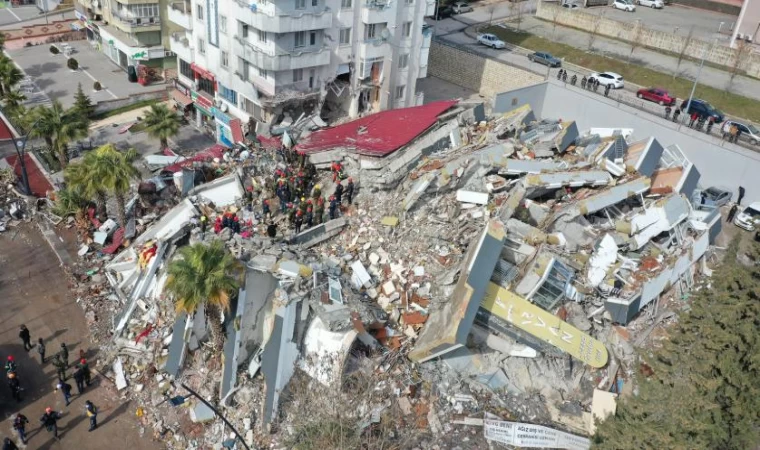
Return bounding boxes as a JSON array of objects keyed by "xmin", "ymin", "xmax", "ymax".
[{"xmin": 167, "ymin": 0, "xmax": 433, "ymax": 146}]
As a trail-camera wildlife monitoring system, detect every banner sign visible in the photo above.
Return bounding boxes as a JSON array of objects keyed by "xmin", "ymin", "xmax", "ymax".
[{"xmin": 484, "ymin": 416, "xmax": 590, "ymax": 450}]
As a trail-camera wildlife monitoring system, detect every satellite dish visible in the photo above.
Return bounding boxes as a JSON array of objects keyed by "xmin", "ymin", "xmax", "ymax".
[{"xmin": 380, "ymin": 28, "xmax": 391, "ymax": 41}]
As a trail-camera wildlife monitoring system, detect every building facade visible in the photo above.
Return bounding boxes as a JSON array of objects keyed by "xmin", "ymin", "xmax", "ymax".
[
  {"xmin": 730, "ymin": 0, "xmax": 760, "ymax": 48},
  {"xmin": 74, "ymin": 0, "xmax": 178, "ymax": 71},
  {"xmin": 167, "ymin": 0, "xmax": 433, "ymax": 145}
]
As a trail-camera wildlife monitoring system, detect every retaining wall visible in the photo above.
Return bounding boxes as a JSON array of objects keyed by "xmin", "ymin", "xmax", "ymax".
[{"xmin": 92, "ymin": 88, "xmax": 170, "ymax": 114}]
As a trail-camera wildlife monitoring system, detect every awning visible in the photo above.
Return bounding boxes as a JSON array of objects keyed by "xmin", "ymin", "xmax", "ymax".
[
  {"xmin": 171, "ymin": 89, "xmax": 192, "ymax": 108},
  {"xmin": 190, "ymin": 63, "xmax": 215, "ymax": 82}
]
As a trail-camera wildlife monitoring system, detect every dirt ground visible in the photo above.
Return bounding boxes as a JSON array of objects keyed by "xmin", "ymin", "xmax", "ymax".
[{"xmin": 0, "ymin": 224, "xmax": 162, "ymax": 449}]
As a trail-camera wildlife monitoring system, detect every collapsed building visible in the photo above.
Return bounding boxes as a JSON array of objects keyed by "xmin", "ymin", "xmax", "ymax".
[{"xmin": 85, "ymin": 100, "xmax": 722, "ymax": 449}]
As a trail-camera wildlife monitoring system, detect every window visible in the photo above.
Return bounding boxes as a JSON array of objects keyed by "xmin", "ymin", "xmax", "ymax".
[
  {"xmin": 309, "ymin": 69, "xmax": 315, "ymax": 88},
  {"xmin": 295, "ymin": 31, "xmax": 305, "ymax": 48},
  {"xmin": 258, "ymin": 67, "xmax": 267, "ymax": 78},
  {"xmin": 405, "ymin": 0, "xmax": 413, "ymax": 4},
  {"xmin": 220, "ymin": 15, "xmax": 227, "ymax": 34},
  {"xmin": 238, "ymin": 57, "xmax": 249, "ymax": 80},
  {"xmin": 179, "ymin": 59, "xmax": 193, "ymax": 79},
  {"xmin": 310, "ymin": 31, "xmax": 316, "ymax": 46},
  {"xmin": 197, "ymin": 37, "xmax": 206, "ymax": 54},
  {"xmin": 296, "ymin": 0, "xmax": 305, "ymax": 9},
  {"xmin": 240, "ymin": 96, "xmax": 263, "ymax": 121},
  {"xmin": 242, "ymin": 24, "xmax": 249, "ymax": 38},
  {"xmin": 198, "ymin": 77, "xmax": 214, "ymax": 95},
  {"xmin": 341, "ymin": 0, "xmax": 351, "ymax": 7},
  {"xmin": 221, "ymin": 50, "xmax": 229, "ymax": 68},
  {"xmin": 196, "ymin": 4, "xmax": 203, "ymax": 20},
  {"xmin": 219, "ymin": 83, "xmax": 238, "ymax": 104},
  {"xmin": 258, "ymin": 29, "xmax": 267, "ymax": 43},
  {"xmin": 312, "ymin": 0, "xmax": 318, "ymax": 5},
  {"xmin": 398, "ymin": 53, "xmax": 409, "ymax": 69},
  {"xmin": 366, "ymin": 24, "xmax": 377, "ymax": 39},
  {"xmin": 293, "ymin": 68, "xmax": 303, "ymax": 82},
  {"xmin": 339, "ymin": 28, "xmax": 351, "ymax": 45},
  {"xmin": 395, "ymin": 85, "xmax": 405, "ymax": 99},
  {"xmin": 403, "ymin": 21, "xmax": 412, "ymax": 38}
]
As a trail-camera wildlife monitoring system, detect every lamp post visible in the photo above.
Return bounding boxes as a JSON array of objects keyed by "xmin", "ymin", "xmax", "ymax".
[
  {"xmin": 681, "ymin": 29, "xmax": 720, "ymax": 127},
  {"xmin": 10, "ymin": 118, "xmax": 41, "ymax": 196}
]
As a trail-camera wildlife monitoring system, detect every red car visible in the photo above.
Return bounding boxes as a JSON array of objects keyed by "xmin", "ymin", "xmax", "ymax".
[{"xmin": 636, "ymin": 87, "xmax": 676, "ymax": 106}]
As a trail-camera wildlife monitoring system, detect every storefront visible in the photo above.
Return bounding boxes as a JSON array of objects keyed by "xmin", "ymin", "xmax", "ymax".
[
  {"xmin": 210, "ymin": 107, "xmax": 245, "ymax": 148},
  {"xmin": 172, "ymin": 80, "xmax": 193, "ymax": 115},
  {"xmin": 74, "ymin": 10, "xmax": 102, "ymax": 45},
  {"xmin": 190, "ymin": 90, "xmax": 215, "ymax": 138}
]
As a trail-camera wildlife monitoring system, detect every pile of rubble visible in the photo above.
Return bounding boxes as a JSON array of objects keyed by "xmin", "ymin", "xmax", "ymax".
[{"xmin": 64, "ymin": 100, "xmax": 724, "ymax": 449}]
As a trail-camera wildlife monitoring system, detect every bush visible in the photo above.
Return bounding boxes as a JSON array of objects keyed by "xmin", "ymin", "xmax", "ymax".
[
  {"xmin": 67, "ymin": 58, "xmax": 78, "ymax": 71},
  {"xmin": 50, "ymin": 45, "xmax": 60, "ymax": 55},
  {"xmin": 93, "ymin": 81, "xmax": 102, "ymax": 91}
]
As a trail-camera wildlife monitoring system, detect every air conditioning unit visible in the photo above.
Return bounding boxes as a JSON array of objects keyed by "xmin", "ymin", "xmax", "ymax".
[{"xmin": 220, "ymin": 103, "xmax": 229, "ymax": 113}]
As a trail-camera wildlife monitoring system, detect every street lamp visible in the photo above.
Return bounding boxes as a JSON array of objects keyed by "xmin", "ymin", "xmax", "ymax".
[
  {"xmin": 681, "ymin": 28, "xmax": 721, "ymax": 127},
  {"xmin": 10, "ymin": 118, "xmax": 41, "ymax": 196}
]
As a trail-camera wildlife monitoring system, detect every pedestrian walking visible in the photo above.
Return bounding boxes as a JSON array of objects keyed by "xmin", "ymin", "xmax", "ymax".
[
  {"xmin": 562, "ymin": 70, "xmax": 567, "ymax": 82},
  {"xmin": 689, "ymin": 112, "xmax": 698, "ymax": 128},
  {"xmin": 581, "ymin": 76, "xmax": 587, "ymax": 89},
  {"xmin": 8, "ymin": 373, "xmax": 21, "ymax": 402},
  {"xmin": 557, "ymin": 69, "xmax": 563, "ymax": 80},
  {"xmin": 53, "ymin": 355, "xmax": 66, "ymax": 381},
  {"xmin": 2, "ymin": 437, "xmax": 18, "ymax": 450},
  {"xmin": 59, "ymin": 343, "xmax": 69, "ymax": 367},
  {"xmin": 37, "ymin": 338, "xmax": 46, "ymax": 364},
  {"xmin": 570, "ymin": 74, "xmax": 577, "ymax": 86},
  {"xmin": 664, "ymin": 106, "xmax": 672, "ymax": 120},
  {"xmin": 79, "ymin": 358, "xmax": 92, "ymax": 386},
  {"xmin": 729, "ymin": 123, "xmax": 738, "ymax": 142},
  {"xmin": 12, "ymin": 413, "xmax": 28, "ymax": 444},
  {"xmin": 40, "ymin": 408, "xmax": 62, "ymax": 441},
  {"xmin": 738, "ymin": 186, "xmax": 746, "ymax": 205},
  {"xmin": 604, "ymin": 84, "xmax": 610, "ymax": 97},
  {"xmin": 19, "ymin": 325, "xmax": 32, "ymax": 351},
  {"xmin": 72, "ymin": 367, "xmax": 85, "ymax": 394},
  {"xmin": 672, "ymin": 108, "xmax": 681, "ymax": 123},
  {"xmin": 594, "ymin": 79, "xmax": 600, "ymax": 92},
  {"xmin": 706, "ymin": 116, "xmax": 715, "ymax": 134},
  {"xmin": 345, "ymin": 178, "xmax": 355, "ymax": 205},
  {"xmin": 721, "ymin": 121, "xmax": 730, "ymax": 140},
  {"xmin": 56, "ymin": 381, "xmax": 73, "ymax": 406},
  {"xmin": 727, "ymin": 203, "xmax": 739, "ymax": 222},
  {"xmin": 85, "ymin": 400, "xmax": 98, "ymax": 431}
]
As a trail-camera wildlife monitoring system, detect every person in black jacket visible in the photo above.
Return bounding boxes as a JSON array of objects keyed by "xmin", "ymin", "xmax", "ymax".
[
  {"xmin": 13, "ymin": 413, "xmax": 28, "ymax": 444},
  {"xmin": 19, "ymin": 325, "xmax": 32, "ymax": 351},
  {"xmin": 2, "ymin": 437, "xmax": 18, "ymax": 450},
  {"xmin": 40, "ymin": 408, "xmax": 62, "ymax": 440}
]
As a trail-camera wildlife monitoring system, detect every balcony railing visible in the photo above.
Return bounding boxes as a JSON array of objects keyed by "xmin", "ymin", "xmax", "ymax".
[
  {"xmin": 260, "ymin": 80, "xmax": 321, "ymax": 106},
  {"xmin": 231, "ymin": 0, "xmax": 332, "ymax": 33},
  {"xmin": 233, "ymin": 36, "xmax": 330, "ymax": 71},
  {"xmin": 111, "ymin": 10, "xmax": 161, "ymax": 28}
]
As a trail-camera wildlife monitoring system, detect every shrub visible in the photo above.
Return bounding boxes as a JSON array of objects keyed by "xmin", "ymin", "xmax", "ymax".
[
  {"xmin": 93, "ymin": 81, "xmax": 102, "ymax": 91},
  {"xmin": 67, "ymin": 58, "xmax": 78, "ymax": 71},
  {"xmin": 50, "ymin": 45, "xmax": 60, "ymax": 55}
]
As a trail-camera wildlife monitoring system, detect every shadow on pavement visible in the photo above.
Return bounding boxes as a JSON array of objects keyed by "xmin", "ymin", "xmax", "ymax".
[
  {"xmin": 100, "ymin": 400, "xmax": 131, "ymax": 427},
  {"xmin": 0, "ymin": 343, "xmax": 57, "ymax": 420}
]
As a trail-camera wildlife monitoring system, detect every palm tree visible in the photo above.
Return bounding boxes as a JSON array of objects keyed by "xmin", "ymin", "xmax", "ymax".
[
  {"xmin": 29, "ymin": 101, "xmax": 88, "ymax": 169},
  {"xmin": 98, "ymin": 144, "xmax": 139, "ymax": 227},
  {"xmin": 165, "ymin": 241, "xmax": 242, "ymax": 352},
  {"xmin": 0, "ymin": 56, "xmax": 23, "ymax": 97},
  {"xmin": 64, "ymin": 149, "xmax": 109, "ymax": 220},
  {"xmin": 3, "ymin": 90, "xmax": 26, "ymax": 122},
  {"xmin": 143, "ymin": 104, "xmax": 181, "ymax": 150}
]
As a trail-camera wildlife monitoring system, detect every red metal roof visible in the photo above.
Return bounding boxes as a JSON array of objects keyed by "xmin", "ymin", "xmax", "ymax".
[
  {"xmin": 5, "ymin": 154, "xmax": 53, "ymax": 197},
  {"xmin": 0, "ymin": 115, "xmax": 15, "ymax": 141},
  {"xmin": 163, "ymin": 144, "xmax": 227, "ymax": 173},
  {"xmin": 296, "ymin": 101, "xmax": 458, "ymax": 157}
]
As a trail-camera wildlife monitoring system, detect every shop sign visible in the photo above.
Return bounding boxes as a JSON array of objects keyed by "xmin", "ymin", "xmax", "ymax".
[
  {"xmin": 211, "ymin": 107, "xmax": 231, "ymax": 126},
  {"xmin": 190, "ymin": 90, "xmax": 214, "ymax": 110}
]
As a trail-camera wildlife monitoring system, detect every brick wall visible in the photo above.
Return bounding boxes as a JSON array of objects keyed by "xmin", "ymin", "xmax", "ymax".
[
  {"xmin": 1, "ymin": 20, "xmax": 81, "ymax": 50},
  {"xmin": 536, "ymin": 3, "xmax": 760, "ymax": 79},
  {"xmin": 429, "ymin": 40, "xmax": 544, "ymax": 98}
]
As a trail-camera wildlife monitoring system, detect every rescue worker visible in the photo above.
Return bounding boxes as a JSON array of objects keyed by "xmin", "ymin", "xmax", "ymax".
[
  {"xmin": 299, "ymin": 197, "xmax": 309, "ymax": 214},
  {"xmin": 562, "ymin": 70, "xmax": 567, "ymax": 82},
  {"xmin": 334, "ymin": 182, "xmax": 344, "ymax": 204},
  {"xmin": 53, "ymin": 354, "xmax": 67, "ymax": 381},
  {"xmin": 581, "ymin": 76, "xmax": 587, "ymax": 89},
  {"xmin": 19, "ymin": 325, "xmax": 32, "ymax": 351},
  {"xmin": 294, "ymin": 210, "xmax": 304, "ymax": 234},
  {"xmin": 305, "ymin": 207, "xmax": 314, "ymax": 228},
  {"xmin": 72, "ymin": 366, "xmax": 86, "ymax": 394},
  {"xmin": 13, "ymin": 413, "xmax": 29, "ymax": 444},
  {"xmin": 5, "ymin": 356, "xmax": 17, "ymax": 375},
  {"xmin": 314, "ymin": 198, "xmax": 325, "ymax": 225},
  {"xmin": 329, "ymin": 196, "xmax": 339, "ymax": 220},
  {"xmin": 262, "ymin": 199, "xmax": 271, "ymax": 220},
  {"xmin": 200, "ymin": 215, "xmax": 208, "ymax": 235},
  {"xmin": 287, "ymin": 203, "xmax": 297, "ymax": 224},
  {"xmin": 85, "ymin": 400, "xmax": 98, "ymax": 431},
  {"xmin": 55, "ymin": 381, "xmax": 72, "ymax": 406},
  {"xmin": 60, "ymin": 343, "xmax": 69, "ymax": 367},
  {"xmin": 689, "ymin": 111, "xmax": 699, "ymax": 128},
  {"xmin": 345, "ymin": 178, "xmax": 355, "ymax": 205},
  {"xmin": 312, "ymin": 183, "xmax": 322, "ymax": 200},
  {"xmin": 331, "ymin": 161, "xmax": 344, "ymax": 182},
  {"xmin": 8, "ymin": 372, "xmax": 21, "ymax": 402},
  {"xmin": 40, "ymin": 408, "xmax": 61, "ymax": 441},
  {"xmin": 570, "ymin": 74, "xmax": 577, "ymax": 86},
  {"xmin": 79, "ymin": 358, "xmax": 92, "ymax": 386},
  {"xmin": 38, "ymin": 338, "xmax": 46, "ymax": 364}
]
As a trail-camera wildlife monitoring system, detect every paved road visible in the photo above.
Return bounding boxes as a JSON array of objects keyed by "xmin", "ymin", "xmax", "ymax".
[{"xmin": 0, "ymin": 224, "xmax": 161, "ymax": 449}]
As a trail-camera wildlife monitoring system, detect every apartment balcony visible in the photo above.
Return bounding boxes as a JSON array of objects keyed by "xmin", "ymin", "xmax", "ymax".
[
  {"xmin": 168, "ymin": 2, "xmax": 192, "ymax": 30},
  {"xmin": 358, "ymin": 38, "xmax": 389, "ymax": 60},
  {"xmin": 110, "ymin": 11, "xmax": 161, "ymax": 33},
  {"xmin": 361, "ymin": 0, "xmax": 395, "ymax": 24},
  {"xmin": 231, "ymin": 0, "xmax": 332, "ymax": 33},
  {"xmin": 260, "ymin": 80, "xmax": 321, "ymax": 106},
  {"xmin": 170, "ymin": 32, "xmax": 194, "ymax": 63},
  {"xmin": 233, "ymin": 37, "xmax": 330, "ymax": 71}
]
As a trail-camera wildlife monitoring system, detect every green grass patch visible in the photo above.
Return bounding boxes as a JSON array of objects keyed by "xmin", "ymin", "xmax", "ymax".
[
  {"xmin": 485, "ymin": 26, "xmax": 760, "ymax": 123},
  {"xmin": 91, "ymin": 98, "xmax": 162, "ymax": 121}
]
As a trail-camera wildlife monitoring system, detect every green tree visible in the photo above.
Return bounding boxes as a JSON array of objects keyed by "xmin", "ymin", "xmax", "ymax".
[
  {"xmin": 29, "ymin": 100, "xmax": 89, "ymax": 169},
  {"xmin": 3, "ymin": 89, "xmax": 26, "ymax": 122},
  {"xmin": 593, "ymin": 238, "xmax": 760, "ymax": 450},
  {"xmin": 64, "ymin": 148, "xmax": 110, "ymax": 220},
  {"xmin": 143, "ymin": 103, "xmax": 181, "ymax": 150},
  {"xmin": 165, "ymin": 241, "xmax": 242, "ymax": 353},
  {"xmin": 72, "ymin": 83, "xmax": 94, "ymax": 119},
  {"xmin": 0, "ymin": 55, "xmax": 23, "ymax": 97}
]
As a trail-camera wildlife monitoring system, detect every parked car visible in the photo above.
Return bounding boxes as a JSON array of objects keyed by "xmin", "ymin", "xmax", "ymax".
[
  {"xmin": 734, "ymin": 202, "xmax": 760, "ymax": 231},
  {"xmin": 477, "ymin": 33, "xmax": 506, "ymax": 49},
  {"xmin": 699, "ymin": 186, "xmax": 732, "ymax": 208},
  {"xmin": 723, "ymin": 120, "xmax": 760, "ymax": 145},
  {"xmin": 435, "ymin": 6, "xmax": 454, "ymax": 20},
  {"xmin": 589, "ymin": 72, "xmax": 624, "ymax": 89},
  {"xmin": 451, "ymin": 1, "xmax": 473, "ymax": 13},
  {"xmin": 680, "ymin": 99, "xmax": 724, "ymax": 123},
  {"xmin": 637, "ymin": 0, "xmax": 663, "ymax": 7},
  {"xmin": 528, "ymin": 52, "xmax": 562, "ymax": 67},
  {"xmin": 612, "ymin": 0, "xmax": 636, "ymax": 11},
  {"xmin": 636, "ymin": 87, "xmax": 675, "ymax": 106}
]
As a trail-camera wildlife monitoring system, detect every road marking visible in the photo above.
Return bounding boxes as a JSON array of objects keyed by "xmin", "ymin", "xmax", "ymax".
[
  {"xmin": 6, "ymin": 7, "xmax": 20, "ymax": 21},
  {"xmin": 79, "ymin": 67, "xmax": 119, "ymax": 99}
]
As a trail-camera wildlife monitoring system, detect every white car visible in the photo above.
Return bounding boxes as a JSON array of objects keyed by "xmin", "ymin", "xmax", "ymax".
[
  {"xmin": 477, "ymin": 33, "xmax": 506, "ymax": 49},
  {"xmin": 734, "ymin": 202, "xmax": 760, "ymax": 231},
  {"xmin": 612, "ymin": 0, "xmax": 636, "ymax": 11},
  {"xmin": 589, "ymin": 72, "xmax": 625, "ymax": 89},
  {"xmin": 637, "ymin": 0, "xmax": 663, "ymax": 7}
]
